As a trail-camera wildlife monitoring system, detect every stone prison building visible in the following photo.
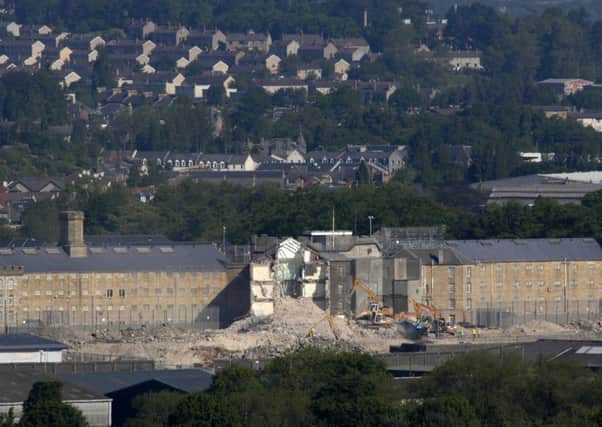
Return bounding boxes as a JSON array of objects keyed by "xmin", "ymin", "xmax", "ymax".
[{"xmin": 0, "ymin": 211, "xmax": 249, "ymax": 329}]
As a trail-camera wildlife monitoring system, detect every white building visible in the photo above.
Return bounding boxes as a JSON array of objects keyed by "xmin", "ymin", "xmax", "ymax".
[{"xmin": 0, "ymin": 333, "xmax": 68, "ymax": 363}]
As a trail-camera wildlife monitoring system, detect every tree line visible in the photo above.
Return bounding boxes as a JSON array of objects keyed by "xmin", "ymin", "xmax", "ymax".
[
  {"xmin": 122, "ymin": 348, "xmax": 602, "ymax": 426},
  {"xmin": 11, "ymin": 180, "xmax": 602, "ymax": 244}
]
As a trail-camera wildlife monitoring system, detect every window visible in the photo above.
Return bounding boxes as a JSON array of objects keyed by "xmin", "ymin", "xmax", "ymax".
[
  {"xmin": 466, "ymin": 267, "xmax": 472, "ymax": 278},
  {"xmin": 466, "ymin": 282, "xmax": 472, "ymax": 294},
  {"xmin": 526, "ymin": 265, "xmax": 533, "ymax": 272},
  {"xmin": 448, "ymin": 299, "xmax": 456, "ymax": 310},
  {"xmin": 191, "ymin": 288, "xmax": 198, "ymax": 296},
  {"xmin": 555, "ymin": 263, "xmax": 562, "ymax": 271},
  {"xmin": 119, "ymin": 289, "xmax": 125, "ymax": 298},
  {"xmin": 143, "ymin": 288, "xmax": 149, "ymax": 297},
  {"xmin": 202, "ymin": 288, "xmax": 210, "ymax": 296},
  {"xmin": 447, "ymin": 267, "xmax": 455, "ymax": 279},
  {"xmin": 537, "ymin": 265, "xmax": 544, "ymax": 272},
  {"xmin": 155, "ymin": 288, "xmax": 162, "ymax": 296},
  {"xmin": 7, "ymin": 279, "xmax": 14, "ymax": 290},
  {"xmin": 167, "ymin": 288, "xmax": 174, "ymax": 296},
  {"xmin": 448, "ymin": 283, "xmax": 456, "ymax": 293},
  {"xmin": 537, "ymin": 280, "xmax": 544, "ymax": 287},
  {"xmin": 526, "ymin": 280, "xmax": 532, "ymax": 287},
  {"xmin": 155, "ymin": 304, "xmax": 161, "ymax": 311},
  {"xmin": 143, "ymin": 304, "xmax": 150, "ymax": 311},
  {"xmin": 466, "ymin": 298, "xmax": 472, "ymax": 310}
]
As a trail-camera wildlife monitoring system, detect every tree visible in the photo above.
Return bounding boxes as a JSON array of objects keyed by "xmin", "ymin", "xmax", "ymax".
[
  {"xmin": 19, "ymin": 382, "xmax": 88, "ymax": 427},
  {"xmin": 404, "ymin": 395, "xmax": 480, "ymax": 427},
  {"xmin": 125, "ymin": 391, "xmax": 185, "ymax": 427},
  {"xmin": 167, "ymin": 392, "xmax": 240, "ymax": 427}
]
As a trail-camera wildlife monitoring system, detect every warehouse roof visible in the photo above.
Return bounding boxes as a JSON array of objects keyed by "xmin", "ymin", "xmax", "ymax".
[
  {"xmin": 0, "ymin": 242, "xmax": 226, "ymax": 273},
  {"xmin": 0, "ymin": 334, "xmax": 68, "ymax": 352},
  {"xmin": 60, "ymin": 368, "xmax": 213, "ymax": 395},
  {"xmin": 445, "ymin": 238, "xmax": 602, "ymax": 263},
  {"xmin": 0, "ymin": 370, "xmax": 108, "ymax": 403}
]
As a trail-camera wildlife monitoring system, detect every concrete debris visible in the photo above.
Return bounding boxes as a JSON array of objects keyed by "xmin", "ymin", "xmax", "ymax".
[{"xmin": 35, "ymin": 298, "xmax": 602, "ymax": 368}]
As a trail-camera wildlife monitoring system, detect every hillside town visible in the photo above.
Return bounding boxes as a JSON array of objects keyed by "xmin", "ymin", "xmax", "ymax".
[{"xmin": 1, "ymin": 0, "xmax": 602, "ymax": 425}]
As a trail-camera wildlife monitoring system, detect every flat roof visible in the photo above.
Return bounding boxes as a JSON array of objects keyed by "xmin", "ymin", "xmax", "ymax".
[{"xmin": 0, "ymin": 334, "xmax": 68, "ymax": 352}]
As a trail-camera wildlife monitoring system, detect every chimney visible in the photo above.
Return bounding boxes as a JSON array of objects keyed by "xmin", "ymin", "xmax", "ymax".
[
  {"xmin": 60, "ymin": 211, "xmax": 87, "ymax": 257},
  {"xmin": 363, "ymin": 9, "xmax": 368, "ymax": 28}
]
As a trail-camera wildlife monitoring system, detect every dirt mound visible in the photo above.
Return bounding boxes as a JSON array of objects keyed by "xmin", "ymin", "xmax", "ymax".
[{"xmin": 503, "ymin": 320, "xmax": 570, "ymax": 335}]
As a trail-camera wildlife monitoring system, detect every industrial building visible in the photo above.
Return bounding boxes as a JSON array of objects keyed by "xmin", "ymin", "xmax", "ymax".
[
  {"xmin": 250, "ymin": 230, "xmax": 602, "ymax": 328},
  {"xmin": 0, "ymin": 211, "xmax": 249, "ymax": 329},
  {"xmin": 0, "ymin": 370, "xmax": 112, "ymax": 426}
]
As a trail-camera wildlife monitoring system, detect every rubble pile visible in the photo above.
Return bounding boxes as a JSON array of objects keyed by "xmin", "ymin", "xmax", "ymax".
[{"xmin": 37, "ymin": 298, "xmax": 602, "ymax": 368}]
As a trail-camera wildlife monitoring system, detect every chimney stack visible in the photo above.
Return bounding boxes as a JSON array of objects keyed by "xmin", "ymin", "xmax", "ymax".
[{"xmin": 60, "ymin": 211, "xmax": 87, "ymax": 257}]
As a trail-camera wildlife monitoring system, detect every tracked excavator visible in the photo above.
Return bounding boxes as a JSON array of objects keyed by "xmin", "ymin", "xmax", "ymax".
[
  {"xmin": 349, "ymin": 278, "xmax": 394, "ymax": 325},
  {"xmin": 307, "ymin": 312, "xmax": 339, "ymax": 340}
]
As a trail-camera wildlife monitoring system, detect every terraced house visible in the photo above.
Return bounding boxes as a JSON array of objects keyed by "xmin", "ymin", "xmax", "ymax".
[{"xmin": 0, "ymin": 211, "xmax": 248, "ymax": 329}]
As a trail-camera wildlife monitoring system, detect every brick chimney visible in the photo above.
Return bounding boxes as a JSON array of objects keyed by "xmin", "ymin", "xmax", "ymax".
[{"xmin": 60, "ymin": 211, "xmax": 87, "ymax": 257}]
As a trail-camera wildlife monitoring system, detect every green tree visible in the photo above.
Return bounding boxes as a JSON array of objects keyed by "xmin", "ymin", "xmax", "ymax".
[{"xmin": 19, "ymin": 382, "xmax": 88, "ymax": 427}]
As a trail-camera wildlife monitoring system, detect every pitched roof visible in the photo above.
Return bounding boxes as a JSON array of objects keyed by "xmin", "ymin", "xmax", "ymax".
[
  {"xmin": 444, "ymin": 238, "xmax": 602, "ymax": 263},
  {"xmin": 0, "ymin": 242, "xmax": 226, "ymax": 273},
  {"xmin": 60, "ymin": 368, "xmax": 213, "ymax": 395},
  {"xmin": 0, "ymin": 370, "xmax": 108, "ymax": 403}
]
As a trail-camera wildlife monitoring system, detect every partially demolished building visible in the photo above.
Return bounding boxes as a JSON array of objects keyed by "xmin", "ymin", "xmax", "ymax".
[{"xmin": 249, "ymin": 230, "xmax": 425, "ymax": 318}]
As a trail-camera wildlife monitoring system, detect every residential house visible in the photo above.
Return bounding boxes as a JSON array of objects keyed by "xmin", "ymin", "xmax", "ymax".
[
  {"xmin": 334, "ymin": 58, "xmax": 350, "ymax": 78},
  {"xmin": 445, "ymin": 50, "xmax": 483, "ymax": 71},
  {"xmin": 6, "ymin": 22, "xmax": 21, "ymax": 38},
  {"xmin": 196, "ymin": 154, "xmax": 258, "ymax": 171},
  {"xmin": 176, "ymin": 75, "xmax": 237, "ymax": 99},
  {"xmin": 226, "ymin": 32, "xmax": 271, "ymax": 53},
  {"xmin": 258, "ymin": 79, "xmax": 309, "ymax": 94},
  {"xmin": 570, "ymin": 111, "xmax": 602, "ymax": 133},
  {"xmin": 296, "ymin": 64, "xmax": 322, "ymax": 80},
  {"xmin": 537, "ymin": 78, "xmax": 594, "ymax": 96},
  {"xmin": 265, "ymin": 54, "xmax": 281, "ymax": 75}
]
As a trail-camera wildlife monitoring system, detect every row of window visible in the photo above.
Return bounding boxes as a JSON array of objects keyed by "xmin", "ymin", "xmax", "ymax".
[
  {"xmin": 448, "ymin": 280, "xmax": 598, "ymax": 295},
  {"xmin": 18, "ymin": 287, "xmax": 223, "ymax": 298},
  {"xmin": 20, "ymin": 303, "xmax": 202, "ymax": 312}
]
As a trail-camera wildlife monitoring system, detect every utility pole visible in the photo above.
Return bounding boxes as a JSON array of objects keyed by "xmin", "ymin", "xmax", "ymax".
[{"xmin": 368, "ymin": 215, "xmax": 375, "ymax": 236}]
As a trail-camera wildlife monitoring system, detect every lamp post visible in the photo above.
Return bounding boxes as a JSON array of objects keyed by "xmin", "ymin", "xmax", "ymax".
[
  {"xmin": 222, "ymin": 225, "xmax": 227, "ymax": 254},
  {"xmin": 368, "ymin": 216, "xmax": 375, "ymax": 236}
]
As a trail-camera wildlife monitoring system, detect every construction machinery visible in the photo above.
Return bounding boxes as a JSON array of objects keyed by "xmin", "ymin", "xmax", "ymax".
[
  {"xmin": 307, "ymin": 312, "xmax": 339, "ymax": 340},
  {"xmin": 350, "ymin": 278, "xmax": 394, "ymax": 325}
]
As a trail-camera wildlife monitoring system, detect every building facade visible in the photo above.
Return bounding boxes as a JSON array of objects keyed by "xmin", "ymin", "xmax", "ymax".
[
  {"xmin": 0, "ymin": 211, "xmax": 247, "ymax": 329},
  {"xmin": 419, "ymin": 239, "xmax": 602, "ymax": 326}
]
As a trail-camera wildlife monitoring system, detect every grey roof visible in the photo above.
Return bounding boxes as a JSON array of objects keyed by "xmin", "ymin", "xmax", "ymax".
[
  {"xmin": 444, "ymin": 238, "xmax": 602, "ymax": 263},
  {"xmin": 84, "ymin": 234, "xmax": 172, "ymax": 246},
  {"xmin": 0, "ymin": 370, "xmax": 108, "ymax": 403},
  {"xmin": 60, "ymin": 368, "xmax": 213, "ymax": 395},
  {"xmin": 0, "ymin": 242, "xmax": 226, "ymax": 273},
  {"xmin": 0, "ymin": 334, "xmax": 68, "ymax": 352}
]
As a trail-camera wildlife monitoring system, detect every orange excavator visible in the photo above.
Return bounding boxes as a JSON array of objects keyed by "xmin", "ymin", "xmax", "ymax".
[
  {"xmin": 396, "ymin": 300, "xmax": 455, "ymax": 336},
  {"xmin": 307, "ymin": 312, "xmax": 339, "ymax": 340},
  {"xmin": 350, "ymin": 278, "xmax": 394, "ymax": 325}
]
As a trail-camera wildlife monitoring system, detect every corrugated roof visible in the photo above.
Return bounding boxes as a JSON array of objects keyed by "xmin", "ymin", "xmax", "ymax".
[
  {"xmin": 0, "ymin": 243, "xmax": 226, "ymax": 273},
  {"xmin": 445, "ymin": 238, "xmax": 602, "ymax": 263},
  {"xmin": 60, "ymin": 368, "xmax": 213, "ymax": 395}
]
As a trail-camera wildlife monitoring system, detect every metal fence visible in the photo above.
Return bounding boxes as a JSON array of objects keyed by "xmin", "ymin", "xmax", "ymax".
[
  {"xmin": 454, "ymin": 299, "xmax": 602, "ymax": 328},
  {"xmin": 0, "ymin": 304, "xmax": 222, "ymax": 332}
]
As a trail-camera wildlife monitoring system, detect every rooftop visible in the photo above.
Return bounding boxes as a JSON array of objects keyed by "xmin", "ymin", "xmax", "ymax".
[
  {"xmin": 60, "ymin": 368, "xmax": 213, "ymax": 395},
  {"xmin": 0, "ymin": 334, "xmax": 68, "ymax": 352}
]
